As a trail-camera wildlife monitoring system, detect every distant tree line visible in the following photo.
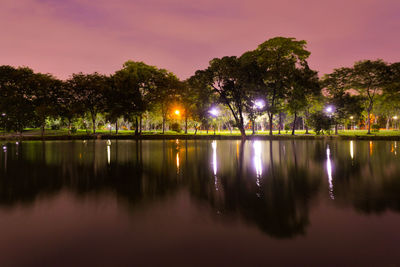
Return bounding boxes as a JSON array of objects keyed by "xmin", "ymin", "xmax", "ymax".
[{"xmin": 0, "ymin": 37, "xmax": 399, "ymax": 138}]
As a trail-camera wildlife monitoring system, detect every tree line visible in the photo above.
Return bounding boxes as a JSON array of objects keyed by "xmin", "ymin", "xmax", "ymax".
[{"xmin": 0, "ymin": 37, "xmax": 399, "ymax": 138}]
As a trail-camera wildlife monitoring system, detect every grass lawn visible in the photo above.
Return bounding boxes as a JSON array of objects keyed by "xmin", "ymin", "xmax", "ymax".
[{"xmin": 2, "ymin": 128, "xmax": 399, "ymax": 137}]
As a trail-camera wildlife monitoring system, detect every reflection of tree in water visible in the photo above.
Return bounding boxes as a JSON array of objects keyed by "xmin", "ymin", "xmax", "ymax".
[
  {"xmin": 2, "ymin": 140, "xmax": 400, "ymax": 237},
  {"xmin": 327, "ymin": 140, "xmax": 400, "ymax": 214},
  {"xmin": 187, "ymin": 140, "xmax": 321, "ymax": 238},
  {"xmin": 0, "ymin": 141, "xmax": 180, "ymax": 208}
]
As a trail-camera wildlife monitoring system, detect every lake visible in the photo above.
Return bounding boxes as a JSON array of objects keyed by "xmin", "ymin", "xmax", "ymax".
[{"xmin": 0, "ymin": 139, "xmax": 399, "ymax": 266}]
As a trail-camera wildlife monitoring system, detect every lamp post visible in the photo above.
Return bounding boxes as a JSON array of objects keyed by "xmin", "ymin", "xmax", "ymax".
[
  {"xmin": 350, "ymin": 116, "xmax": 354, "ymax": 131},
  {"xmin": 325, "ymin": 106, "xmax": 335, "ymax": 133},
  {"xmin": 253, "ymin": 100, "xmax": 265, "ymax": 134}
]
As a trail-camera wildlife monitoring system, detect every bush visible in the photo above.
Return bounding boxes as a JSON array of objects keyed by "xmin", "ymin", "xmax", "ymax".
[
  {"xmin": 371, "ymin": 124, "xmax": 380, "ymax": 132},
  {"xmin": 284, "ymin": 124, "xmax": 290, "ymax": 134},
  {"xmin": 70, "ymin": 126, "xmax": 77, "ymax": 134},
  {"xmin": 50, "ymin": 124, "xmax": 60, "ymax": 130},
  {"xmin": 309, "ymin": 111, "xmax": 333, "ymax": 135},
  {"xmin": 170, "ymin": 122, "xmax": 181, "ymax": 133}
]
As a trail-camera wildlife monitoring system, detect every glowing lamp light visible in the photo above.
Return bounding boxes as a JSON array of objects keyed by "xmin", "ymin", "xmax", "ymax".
[
  {"xmin": 209, "ymin": 108, "xmax": 219, "ymax": 117},
  {"xmin": 174, "ymin": 110, "xmax": 180, "ymax": 115},
  {"xmin": 394, "ymin": 116, "xmax": 398, "ymax": 120},
  {"xmin": 254, "ymin": 100, "xmax": 265, "ymax": 109},
  {"xmin": 350, "ymin": 116, "xmax": 354, "ymax": 120},
  {"xmin": 326, "ymin": 106, "xmax": 333, "ymax": 113}
]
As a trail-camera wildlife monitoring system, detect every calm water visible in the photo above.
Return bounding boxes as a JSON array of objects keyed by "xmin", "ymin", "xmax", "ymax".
[{"xmin": 0, "ymin": 139, "xmax": 399, "ymax": 266}]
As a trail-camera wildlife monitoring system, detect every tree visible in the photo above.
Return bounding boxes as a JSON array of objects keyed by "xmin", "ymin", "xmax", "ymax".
[
  {"xmin": 0, "ymin": 66, "xmax": 37, "ymax": 133},
  {"xmin": 350, "ymin": 60, "xmax": 389, "ymax": 134},
  {"xmin": 286, "ymin": 64, "xmax": 320, "ymax": 135},
  {"xmin": 323, "ymin": 67, "xmax": 364, "ymax": 134},
  {"xmin": 56, "ymin": 80, "xmax": 84, "ymax": 135},
  {"xmin": 150, "ymin": 70, "xmax": 181, "ymax": 134},
  {"xmin": 187, "ymin": 73, "xmax": 216, "ymax": 134},
  {"xmin": 192, "ymin": 56, "xmax": 251, "ymax": 139},
  {"xmin": 31, "ymin": 73, "xmax": 62, "ymax": 136},
  {"xmin": 114, "ymin": 61, "xmax": 151, "ymax": 134},
  {"xmin": 68, "ymin": 73, "xmax": 109, "ymax": 134},
  {"xmin": 252, "ymin": 37, "xmax": 312, "ymax": 135}
]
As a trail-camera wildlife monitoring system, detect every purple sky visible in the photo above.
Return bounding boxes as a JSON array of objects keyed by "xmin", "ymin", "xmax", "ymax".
[{"xmin": 1, "ymin": 0, "xmax": 399, "ymax": 79}]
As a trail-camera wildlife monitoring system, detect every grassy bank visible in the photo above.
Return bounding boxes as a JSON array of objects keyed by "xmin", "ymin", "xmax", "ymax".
[{"xmin": 1, "ymin": 129, "xmax": 400, "ymax": 141}]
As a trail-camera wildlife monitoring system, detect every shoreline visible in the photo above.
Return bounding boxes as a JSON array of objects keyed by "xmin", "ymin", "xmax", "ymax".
[{"xmin": 1, "ymin": 134, "xmax": 400, "ymax": 141}]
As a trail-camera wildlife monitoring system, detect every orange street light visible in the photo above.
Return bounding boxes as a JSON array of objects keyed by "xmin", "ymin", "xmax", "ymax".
[{"xmin": 174, "ymin": 109, "xmax": 180, "ymax": 115}]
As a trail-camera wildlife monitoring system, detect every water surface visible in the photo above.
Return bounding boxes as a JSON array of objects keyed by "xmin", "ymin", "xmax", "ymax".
[{"xmin": 0, "ymin": 140, "xmax": 399, "ymax": 266}]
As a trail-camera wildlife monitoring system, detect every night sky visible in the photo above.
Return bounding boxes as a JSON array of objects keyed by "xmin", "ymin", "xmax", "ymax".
[{"xmin": 1, "ymin": 0, "xmax": 399, "ymax": 79}]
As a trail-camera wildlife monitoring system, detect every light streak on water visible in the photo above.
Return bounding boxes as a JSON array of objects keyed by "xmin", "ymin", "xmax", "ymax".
[
  {"xmin": 326, "ymin": 145, "xmax": 334, "ymax": 200},
  {"xmin": 212, "ymin": 141, "xmax": 218, "ymax": 190}
]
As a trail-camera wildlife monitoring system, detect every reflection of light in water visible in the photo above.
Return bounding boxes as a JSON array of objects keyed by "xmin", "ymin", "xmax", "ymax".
[
  {"xmin": 350, "ymin": 141, "xmax": 354, "ymax": 160},
  {"xmin": 326, "ymin": 145, "xmax": 334, "ymax": 200},
  {"xmin": 106, "ymin": 139, "xmax": 111, "ymax": 146},
  {"xmin": 212, "ymin": 141, "xmax": 218, "ymax": 190},
  {"xmin": 369, "ymin": 141, "xmax": 373, "ymax": 156},
  {"xmin": 176, "ymin": 139, "xmax": 180, "ymax": 174},
  {"xmin": 107, "ymin": 145, "xmax": 110, "ymax": 165},
  {"xmin": 253, "ymin": 141, "xmax": 262, "ymax": 184},
  {"xmin": 176, "ymin": 152, "xmax": 180, "ymax": 171}
]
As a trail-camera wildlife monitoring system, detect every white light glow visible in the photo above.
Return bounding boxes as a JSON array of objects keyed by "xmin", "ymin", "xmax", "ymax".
[
  {"xmin": 350, "ymin": 141, "xmax": 354, "ymax": 160},
  {"xmin": 107, "ymin": 145, "xmax": 110, "ymax": 165},
  {"xmin": 253, "ymin": 141, "xmax": 262, "ymax": 179},
  {"xmin": 254, "ymin": 100, "xmax": 265, "ymax": 109},
  {"xmin": 212, "ymin": 141, "xmax": 218, "ymax": 190},
  {"xmin": 326, "ymin": 106, "xmax": 333, "ymax": 113},
  {"xmin": 176, "ymin": 152, "xmax": 180, "ymax": 170},
  {"xmin": 326, "ymin": 145, "xmax": 334, "ymax": 200},
  {"xmin": 209, "ymin": 108, "xmax": 219, "ymax": 117}
]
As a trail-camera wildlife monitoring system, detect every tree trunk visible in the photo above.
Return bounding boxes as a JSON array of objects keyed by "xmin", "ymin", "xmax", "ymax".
[
  {"xmin": 68, "ymin": 120, "xmax": 71, "ymax": 136},
  {"xmin": 252, "ymin": 118, "xmax": 255, "ymax": 135},
  {"xmin": 135, "ymin": 116, "xmax": 139, "ymax": 135},
  {"xmin": 41, "ymin": 123, "xmax": 45, "ymax": 138},
  {"xmin": 291, "ymin": 112, "xmax": 297, "ymax": 135},
  {"xmin": 139, "ymin": 115, "xmax": 142, "ymax": 134},
  {"xmin": 278, "ymin": 113, "xmax": 282, "ymax": 134},
  {"xmin": 185, "ymin": 115, "xmax": 188, "ymax": 134},
  {"xmin": 367, "ymin": 110, "xmax": 371, "ymax": 134},
  {"xmin": 335, "ymin": 124, "xmax": 338, "ymax": 135},
  {"xmin": 386, "ymin": 117, "xmax": 390, "ymax": 130},
  {"xmin": 115, "ymin": 121, "xmax": 118, "ymax": 134},
  {"xmin": 239, "ymin": 126, "xmax": 246, "ymax": 140},
  {"xmin": 194, "ymin": 125, "xmax": 198, "ymax": 135},
  {"xmin": 268, "ymin": 113, "xmax": 273, "ymax": 136},
  {"xmin": 162, "ymin": 116, "xmax": 165, "ymax": 134},
  {"xmin": 305, "ymin": 110, "xmax": 309, "ymax": 134},
  {"xmin": 91, "ymin": 113, "xmax": 96, "ymax": 134}
]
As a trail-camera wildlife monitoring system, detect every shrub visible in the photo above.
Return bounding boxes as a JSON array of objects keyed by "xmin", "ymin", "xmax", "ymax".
[
  {"xmin": 308, "ymin": 111, "xmax": 333, "ymax": 135},
  {"xmin": 371, "ymin": 124, "xmax": 380, "ymax": 132},
  {"xmin": 170, "ymin": 122, "xmax": 181, "ymax": 133},
  {"xmin": 284, "ymin": 124, "xmax": 290, "ymax": 134},
  {"xmin": 71, "ymin": 126, "xmax": 77, "ymax": 134},
  {"xmin": 50, "ymin": 124, "xmax": 60, "ymax": 130}
]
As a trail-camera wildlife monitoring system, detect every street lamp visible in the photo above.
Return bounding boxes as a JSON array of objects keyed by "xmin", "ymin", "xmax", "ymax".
[
  {"xmin": 174, "ymin": 109, "xmax": 180, "ymax": 116},
  {"xmin": 254, "ymin": 100, "xmax": 265, "ymax": 110},
  {"xmin": 209, "ymin": 108, "xmax": 219, "ymax": 135}
]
